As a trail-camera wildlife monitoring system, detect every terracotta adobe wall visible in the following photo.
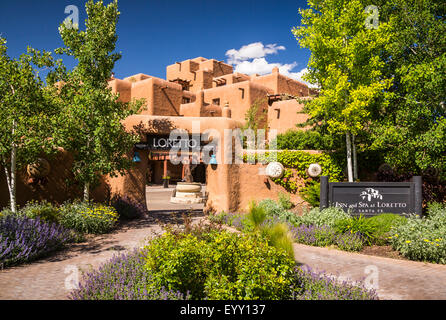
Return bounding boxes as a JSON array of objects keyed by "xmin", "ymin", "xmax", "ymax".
[
  {"xmin": 208, "ymin": 162, "xmax": 307, "ymax": 214},
  {"xmin": 0, "ymin": 150, "xmax": 109, "ymax": 209},
  {"xmin": 251, "ymin": 67, "xmax": 310, "ymax": 97},
  {"xmin": 166, "ymin": 58, "xmax": 233, "ymax": 93},
  {"xmin": 212, "ymin": 73, "xmax": 251, "ymax": 88},
  {"xmin": 109, "ymin": 115, "xmax": 244, "ymax": 211},
  {"xmin": 110, "ymin": 57, "xmax": 314, "ymax": 133},
  {"xmin": 268, "ymin": 99, "xmax": 310, "ymax": 135},
  {"xmin": 108, "ymin": 115, "xmax": 313, "ymax": 214}
]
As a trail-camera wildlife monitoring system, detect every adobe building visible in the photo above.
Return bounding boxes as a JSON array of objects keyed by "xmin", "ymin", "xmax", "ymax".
[
  {"xmin": 0, "ymin": 57, "xmax": 316, "ymax": 213},
  {"xmin": 107, "ymin": 57, "xmax": 316, "ymax": 213}
]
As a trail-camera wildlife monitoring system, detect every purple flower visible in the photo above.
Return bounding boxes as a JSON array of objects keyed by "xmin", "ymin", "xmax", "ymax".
[{"xmin": 0, "ymin": 215, "xmax": 74, "ymax": 268}]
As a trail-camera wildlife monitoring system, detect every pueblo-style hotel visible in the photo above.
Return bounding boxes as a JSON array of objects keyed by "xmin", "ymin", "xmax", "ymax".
[
  {"xmin": 106, "ymin": 57, "xmax": 315, "ymax": 213},
  {"xmin": 0, "ymin": 57, "xmax": 316, "ymax": 214}
]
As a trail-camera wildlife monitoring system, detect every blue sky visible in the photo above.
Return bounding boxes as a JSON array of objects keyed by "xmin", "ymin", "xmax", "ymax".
[{"xmin": 0, "ymin": 0, "xmax": 312, "ymax": 81}]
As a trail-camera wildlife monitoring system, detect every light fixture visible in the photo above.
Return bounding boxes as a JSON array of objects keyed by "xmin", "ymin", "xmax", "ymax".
[
  {"xmin": 209, "ymin": 154, "xmax": 218, "ymax": 165},
  {"xmin": 133, "ymin": 151, "xmax": 141, "ymax": 163}
]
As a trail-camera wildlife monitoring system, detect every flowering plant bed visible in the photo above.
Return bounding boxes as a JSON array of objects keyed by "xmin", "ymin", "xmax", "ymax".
[
  {"xmin": 69, "ymin": 222, "xmax": 378, "ymax": 300},
  {"xmin": 209, "ymin": 200, "xmax": 446, "ymax": 265},
  {"xmin": 0, "ymin": 216, "xmax": 75, "ymax": 268},
  {"xmin": 0, "ymin": 199, "xmax": 132, "ymax": 268}
]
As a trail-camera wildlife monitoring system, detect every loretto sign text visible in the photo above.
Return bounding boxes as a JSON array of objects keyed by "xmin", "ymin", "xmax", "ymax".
[
  {"xmin": 319, "ymin": 176, "xmax": 423, "ymax": 216},
  {"xmin": 135, "ymin": 134, "xmax": 203, "ymax": 151}
]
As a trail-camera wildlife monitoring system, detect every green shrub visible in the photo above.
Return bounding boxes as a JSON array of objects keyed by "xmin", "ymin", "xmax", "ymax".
[
  {"xmin": 275, "ymin": 151, "xmax": 344, "ymax": 183},
  {"xmin": 274, "ymin": 129, "xmax": 340, "ymax": 151},
  {"xmin": 111, "ymin": 195, "xmax": 146, "ymax": 220},
  {"xmin": 366, "ymin": 213, "xmax": 407, "ymax": 245},
  {"xmin": 426, "ymin": 202, "xmax": 446, "ymax": 223},
  {"xmin": 300, "ymin": 181, "xmax": 320, "ymax": 208},
  {"xmin": 242, "ymin": 150, "xmax": 344, "ymax": 193},
  {"xmin": 144, "ymin": 230, "xmax": 296, "ymax": 300},
  {"xmin": 59, "ymin": 201, "xmax": 119, "ymax": 234},
  {"xmin": 335, "ymin": 215, "xmax": 379, "ymax": 246},
  {"xmin": 17, "ymin": 200, "xmax": 61, "ymax": 224},
  {"xmin": 258, "ymin": 199, "xmax": 300, "ymax": 225},
  {"xmin": 277, "ymin": 192, "xmax": 293, "ymax": 210},
  {"xmin": 260, "ymin": 222, "xmax": 295, "ymax": 260},
  {"xmin": 390, "ymin": 203, "xmax": 446, "ymax": 264},
  {"xmin": 247, "ymin": 201, "xmax": 267, "ymax": 229},
  {"xmin": 297, "ymin": 207, "xmax": 351, "ymax": 227},
  {"xmin": 0, "ymin": 208, "xmax": 14, "ymax": 219}
]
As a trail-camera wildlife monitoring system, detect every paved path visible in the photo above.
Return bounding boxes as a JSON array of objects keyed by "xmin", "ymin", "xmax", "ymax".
[
  {"xmin": 146, "ymin": 185, "xmax": 205, "ymax": 213},
  {"xmin": 1, "ymin": 202, "xmax": 446, "ymax": 299},
  {"xmin": 0, "ymin": 212, "xmax": 205, "ymax": 300},
  {"xmin": 293, "ymin": 243, "xmax": 446, "ymax": 300}
]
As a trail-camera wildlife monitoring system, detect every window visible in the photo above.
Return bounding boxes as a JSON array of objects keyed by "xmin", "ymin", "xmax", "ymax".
[
  {"xmin": 212, "ymin": 98, "xmax": 220, "ymax": 106},
  {"xmin": 182, "ymin": 97, "xmax": 191, "ymax": 104},
  {"xmin": 239, "ymin": 88, "xmax": 245, "ymax": 99}
]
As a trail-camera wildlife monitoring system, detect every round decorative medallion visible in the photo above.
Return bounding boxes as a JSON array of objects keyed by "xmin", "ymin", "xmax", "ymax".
[
  {"xmin": 307, "ymin": 163, "xmax": 322, "ymax": 177},
  {"xmin": 265, "ymin": 162, "xmax": 285, "ymax": 179},
  {"xmin": 27, "ymin": 158, "xmax": 51, "ymax": 178}
]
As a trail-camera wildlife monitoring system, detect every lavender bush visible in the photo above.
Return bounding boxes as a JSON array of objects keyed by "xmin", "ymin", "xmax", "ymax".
[
  {"xmin": 69, "ymin": 249, "xmax": 190, "ymax": 300},
  {"xmin": 335, "ymin": 231, "xmax": 364, "ymax": 252},
  {"xmin": 0, "ymin": 215, "xmax": 74, "ymax": 268},
  {"xmin": 290, "ymin": 224, "xmax": 364, "ymax": 251},
  {"xmin": 69, "ymin": 243, "xmax": 377, "ymax": 300},
  {"xmin": 291, "ymin": 265, "xmax": 379, "ymax": 300},
  {"xmin": 211, "ymin": 211, "xmax": 365, "ymax": 252},
  {"xmin": 291, "ymin": 224, "xmax": 338, "ymax": 247},
  {"xmin": 209, "ymin": 212, "xmax": 247, "ymax": 230}
]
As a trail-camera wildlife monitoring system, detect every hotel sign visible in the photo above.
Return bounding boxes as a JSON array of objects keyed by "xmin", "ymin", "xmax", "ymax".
[
  {"xmin": 135, "ymin": 135, "xmax": 202, "ymax": 151},
  {"xmin": 320, "ymin": 176, "xmax": 422, "ymax": 216}
]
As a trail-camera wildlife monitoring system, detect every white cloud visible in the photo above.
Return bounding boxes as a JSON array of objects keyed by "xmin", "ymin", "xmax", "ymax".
[
  {"xmin": 226, "ymin": 42, "xmax": 317, "ymax": 88},
  {"xmin": 225, "ymin": 42, "xmax": 285, "ymax": 65}
]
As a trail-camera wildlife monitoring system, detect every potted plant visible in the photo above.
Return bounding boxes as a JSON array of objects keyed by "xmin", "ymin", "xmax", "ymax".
[{"xmin": 162, "ymin": 176, "xmax": 170, "ymax": 188}]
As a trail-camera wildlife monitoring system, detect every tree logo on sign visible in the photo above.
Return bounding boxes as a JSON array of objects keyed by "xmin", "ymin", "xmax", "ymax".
[{"xmin": 360, "ymin": 188, "xmax": 383, "ymax": 201}]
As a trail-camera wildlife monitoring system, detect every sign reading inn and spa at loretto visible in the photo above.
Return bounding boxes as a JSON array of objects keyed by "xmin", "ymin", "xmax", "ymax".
[{"xmin": 319, "ymin": 176, "xmax": 423, "ymax": 216}]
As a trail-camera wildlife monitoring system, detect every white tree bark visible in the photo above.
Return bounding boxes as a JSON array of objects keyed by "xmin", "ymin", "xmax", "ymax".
[
  {"xmin": 10, "ymin": 141, "xmax": 17, "ymax": 213},
  {"xmin": 352, "ymin": 134, "xmax": 358, "ymax": 181},
  {"xmin": 84, "ymin": 182, "xmax": 90, "ymax": 202},
  {"xmin": 3, "ymin": 161, "xmax": 14, "ymax": 212},
  {"xmin": 346, "ymin": 132, "xmax": 353, "ymax": 182}
]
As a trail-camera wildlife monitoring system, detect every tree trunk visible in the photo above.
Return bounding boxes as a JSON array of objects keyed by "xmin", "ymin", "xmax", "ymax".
[
  {"xmin": 84, "ymin": 182, "xmax": 90, "ymax": 202},
  {"xmin": 346, "ymin": 132, "xmax": 353, "ymax": 182},
  {"xmin": 7, "ymin": 119, "xmax": 18, "ymax": 213},
  {"xmin": 10, "ymin": 143, "xmax": 17, "ymax": 213},
  {"xmin": 352, "ymin": 134, "xmax": 358, "ymax": 181},
  {"xmin": 3, "ymin": 162, "xmax": 14, "ymax": 213}
]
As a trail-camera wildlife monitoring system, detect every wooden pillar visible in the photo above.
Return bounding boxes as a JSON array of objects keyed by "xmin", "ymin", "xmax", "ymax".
[
  {"xmin": 181, "ymin": 163, "xmax": 185, "ymax": 180},
  {"xmin": 163, "ymin": 158, "xmax": 168, "ymax": 188}
]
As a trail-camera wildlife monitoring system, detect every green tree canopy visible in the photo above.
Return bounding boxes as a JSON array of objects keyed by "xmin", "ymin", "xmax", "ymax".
[
  {"xmin": 54, "ymin": 0, "xmax": 143, "ymax": 201},
  {"xmin": 367, "ymin": 0, "xmax": 446, "ymax": 179},
  {"xmin": 292, "ymin": 0, "xmax": 393, "ymax": 181},
  {"xmin": 0, "ymin": 37, "xmax": 62, "ymax": 212}
]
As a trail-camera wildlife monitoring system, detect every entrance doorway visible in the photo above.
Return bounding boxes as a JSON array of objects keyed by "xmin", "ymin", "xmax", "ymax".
[
  {"xmin": 147, "ymin": 160, "xmax": 207, "ymax": 185},
  {"xmin": 192, "ymin": 164, "xmax": 206, "ymax": 184}
]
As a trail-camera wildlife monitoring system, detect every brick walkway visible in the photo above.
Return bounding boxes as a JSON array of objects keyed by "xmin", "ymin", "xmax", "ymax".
[
  {"xmin": 1, "ymin": 212, "xmax": 446, "ymax": 300},
  {"xmin": 293, "ymin": 243, "xmax": 446, "ymax": 300},
  {"xmin": 0, "ymin": 211, "xmax": 204, "ymax": 300}
]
